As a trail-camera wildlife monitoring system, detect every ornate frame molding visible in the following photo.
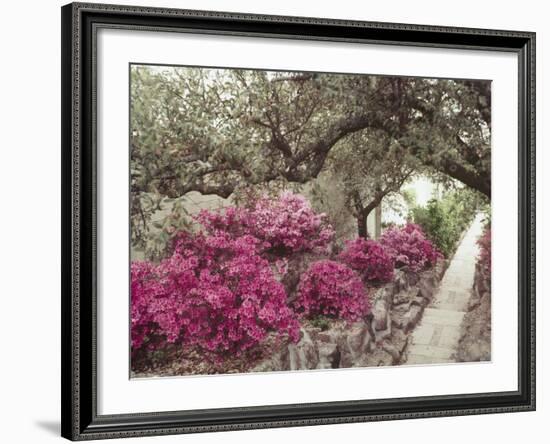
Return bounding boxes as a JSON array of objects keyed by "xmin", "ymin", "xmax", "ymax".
[{"xmin": 61, "ymin": 2, "xmax": 535, "ymax": 440}]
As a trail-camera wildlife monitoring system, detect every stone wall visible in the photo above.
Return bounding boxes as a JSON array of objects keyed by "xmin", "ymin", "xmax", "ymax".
[
  {"xmin": 251, "ymin": 260, "xmax": 448, "ymax": 372},
  {"xmin": 455, "ymin": 263, "xmax": 491, "ymax": 362}
]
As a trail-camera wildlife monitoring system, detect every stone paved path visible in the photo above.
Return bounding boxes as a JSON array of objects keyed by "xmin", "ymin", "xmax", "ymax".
[{"xmin": 405, "ymin": 214, "xmax": 484, "ymax": 365}]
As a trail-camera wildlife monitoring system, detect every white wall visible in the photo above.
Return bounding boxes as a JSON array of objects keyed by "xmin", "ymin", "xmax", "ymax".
[{"xmin": 0, "ymin": 0, "xmax": 545, "ymax": 442}]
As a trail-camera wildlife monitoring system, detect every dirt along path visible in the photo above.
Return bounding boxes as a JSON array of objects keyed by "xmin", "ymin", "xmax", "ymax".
[{"xmin": 405, "ymin": 213, "xmax": 485, "ymax": 365}]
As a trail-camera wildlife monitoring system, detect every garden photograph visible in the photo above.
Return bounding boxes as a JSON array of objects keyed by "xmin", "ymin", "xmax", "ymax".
[{"xmin": 129, "ymin": 64, "xmax": 492, "ymax": 377}]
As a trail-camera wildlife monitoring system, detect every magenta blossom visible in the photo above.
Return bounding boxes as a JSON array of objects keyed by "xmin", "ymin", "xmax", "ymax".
[
  {"xmin": 338, "ymin": 238, "xmax": 394, "ymax": 284},
  {"xmin": 131, "ymin": 232, "xmax": 300, "ymax": 359},
  {"xmin": 380, "ymin": 223, "xmax": 441, "ymax": 272},
  {"xmin": 196, "ymin": 191, "xmax": 335, "ymax": 257},
  {"xmin": 477, "ymin": 226, "xmax": 491, "ymax": 273},
  {"xmin": 293, "ymin": 260, "xmax": 371, "ymax": 322}
]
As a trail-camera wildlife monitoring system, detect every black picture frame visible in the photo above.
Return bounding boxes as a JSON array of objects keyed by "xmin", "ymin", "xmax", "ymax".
[{"xmin": 61, "ymin": 2, "xmax": 536, "ymax": 440}]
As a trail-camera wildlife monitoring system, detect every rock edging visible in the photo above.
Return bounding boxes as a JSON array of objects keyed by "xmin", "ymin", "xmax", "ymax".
[
  {"xmin": 251, "ymin": 259, "xmax": 448, "ymax": 372},
  {"xmin": 454, "ymin": 263, "xmax": 491, "ymax": 362}
]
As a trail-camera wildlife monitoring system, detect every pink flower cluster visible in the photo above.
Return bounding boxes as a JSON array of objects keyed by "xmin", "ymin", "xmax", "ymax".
[
  {"xmin": 292, "ymin": 260, "xmax": 371, "ymax": 322},
  {"xmin": 132, "ymin": 192, "xmax": 335, "ymax": 359},
  {"xmin": 338, "ymin": 238, "xmax": 394, "ymax": 284},
  {"xmin": 380, "ymin": 223, "xmax": 441, "ymax": 272},
  {"xmin": 477, "ymin": 226, "xmax": 491, "ymax": 273},
  {"xmin": 196, "ymin": 191, "xmax": 335, "ymax": 257},
  {"xmin": 131, "ymin": 231, "xmax": 299, "ymax": 358},
  {"xmin": 131, "ymin": 260, "xmax": 163, "ymax": 351}
]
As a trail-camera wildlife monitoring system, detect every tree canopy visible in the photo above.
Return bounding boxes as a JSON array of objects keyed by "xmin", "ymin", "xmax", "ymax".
[{"xmin": 130, "ymin": 65, "xmax": 490, "ymax": 247}]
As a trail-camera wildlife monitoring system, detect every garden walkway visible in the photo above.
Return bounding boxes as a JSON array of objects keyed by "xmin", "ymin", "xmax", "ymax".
[{"xmin": 405, "ymin": 213, "xmax": 484, "ymax": 365}]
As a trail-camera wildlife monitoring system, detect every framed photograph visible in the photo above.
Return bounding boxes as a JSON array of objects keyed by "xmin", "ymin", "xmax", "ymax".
[{"xmin": 61, "ymin": 2, "xmax": 535, "ymax": 440}]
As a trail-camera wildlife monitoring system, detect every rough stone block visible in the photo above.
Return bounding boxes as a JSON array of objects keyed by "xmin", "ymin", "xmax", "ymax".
[
  {"xmin": 372, "ymin": 298, "xmax": 389, "ymax": 331},
  {"xmin": 362, "ymin": 348, "xmax": 394, "ymax": 367},
  {"xmin": 404, "ymin": 304, "xmax": 424, "ymax": 331},
  {"xmin": 316, "ymin": 343, "xmax": 340, "ymax": 369}
]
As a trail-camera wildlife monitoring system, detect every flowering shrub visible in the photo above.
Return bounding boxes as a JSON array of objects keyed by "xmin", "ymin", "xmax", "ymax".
[
  {"xmin": 194, "ymin": 206, "xmax": 249, "ymax": 238},
  {"xmin": 380, "ymin": 223, "xmax": 441, "ymax": 272},
  {"xmin": 130, "ymin": 260, "xmax": 164, "ymax": 351},
  {"xmin": 196, "ymin": 191, "xmax": 335, "ymax": 257},
  {"xmin": 477, "ymin": 226, "xmax": 491, "ymax": 273},
  {"xmin": 131, "ymin": 231, "xmax": 300, "ymax": 359},
  {"xmin": 338, "ymin": 238, "xmax": 394, "ymax": 284},
  {"xmin": 292, "ymin": 260, "xmax": 370, "ymax": 322}
]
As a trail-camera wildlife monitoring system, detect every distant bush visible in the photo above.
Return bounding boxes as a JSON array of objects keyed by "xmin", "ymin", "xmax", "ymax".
[
  {"xmin": 380, "ymin": 223, "xmax": 441, "ymax": 272},
  {"xmin": 338, "ymin": 238, "xmax": 394, "ymax": 285},
  {"xmin": 477, "ymin": 226, "xmax": 491, "ymax": 274},
  {"xmin": 293, "ymin": 260, "xmax": 371, "ymax": 322},
  {"xmin": 409, "ymin": 189, "xmax": 481, "ymax": 257}
]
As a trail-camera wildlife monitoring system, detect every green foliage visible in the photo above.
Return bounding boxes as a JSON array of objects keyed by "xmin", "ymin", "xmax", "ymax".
[
  {"xmin": 130, "ymin": 65, "xmax": 491, "ymax": 251},
  {"xmin": 381, "ymin": 188, "xmax": 418, "ymax": 224},
  {"xmin": 308, "ymin": 316, "xmax": 332, "ymax": 331},
  {"xmin": 132, "ymin": 194, "xmax": 193, "ymax": 261},
  {"xmin": 409, "ymin": 188, "xmax": 484, "ymax": 257},
  {"xmin": 401, "ymin": 189, "xmax": 417, "ymax": 207}
]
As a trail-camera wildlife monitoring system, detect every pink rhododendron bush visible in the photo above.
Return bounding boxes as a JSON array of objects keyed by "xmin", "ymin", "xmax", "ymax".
[
  {"xmin": 131, "ymin": 191, "xmax": 339, "ymax": 371},
  {"xmin": 292, "ymin": 260, "xmax": 371, "ymax": 322},
  {"xmin": 196, "ymin": 191, "xmax": 335, "ymax": 257},
  {"xmin": 380, "ymin": 223, "xmax": 441, "ymax": 272},
  {"xmin": 131, "ymin": 231, "xmax": 300, "ymax": 362},
  {"xmin": 338, "ymin": 238, "xmax": 394, "ymax": 284}
]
